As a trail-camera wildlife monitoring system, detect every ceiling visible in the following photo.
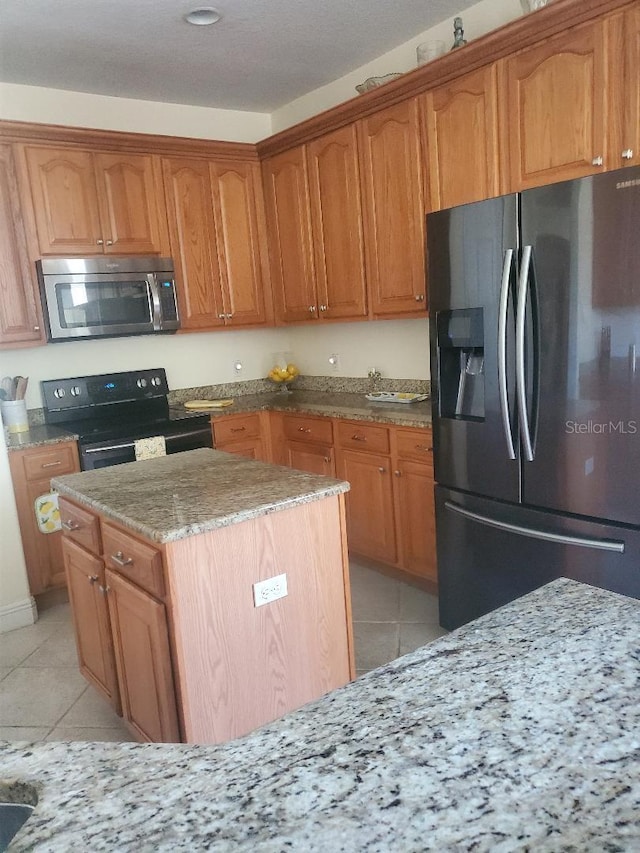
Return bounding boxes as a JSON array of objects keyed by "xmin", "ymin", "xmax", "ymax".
[{"xmin": 0, "ymin": 0, "xmax": 480, "ymax": 113}]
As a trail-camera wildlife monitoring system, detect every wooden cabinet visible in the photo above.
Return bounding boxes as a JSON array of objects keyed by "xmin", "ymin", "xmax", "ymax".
[
  {"xmin": 277, "ymin": 413, "xmax": 335, "ymax": 476},
  {"xmin": 0, "ymin": 145, "xmax": 44, "ymax": 347},
  {"xmin": 8, "ymin": 441, "xmax": 80, "ymax": 594},
  {"xmin": 358, "ymin": 99, "xmax": 427, "ymax": 316},
  {"xmin": 63, "ymin": 537, "xmax": 120, "ymax": 711},
  {"xmin": 503, "ymin": 19, "xmax": 608, "ymax": 190},
  {"xmin": 609, "ymin": 5, "xmax": 640, "ymax": 170},
  {"xmin": 24, "ymin": 145, "xmax": 167, "ymax": 255},
  {"xmin": 307, "ymin": 125, "xmax": 368, "ymax": 320},
  {"xmin": 163, "ymin": 156, "xmax": 270, "ymax": 330},
  {"xmin": 212, "ymin": 411, "xmax": 269, "ymax": 461},
  {"xmin": 423, "ymin": 66, "xmax": 501, "ymax": 210}
]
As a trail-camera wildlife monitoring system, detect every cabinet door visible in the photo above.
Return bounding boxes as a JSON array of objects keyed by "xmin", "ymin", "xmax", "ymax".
[
  {"xmin": 106, "ymin": 568, "xmax": 180, "ymax": 743},
  {"xmin": 284, "ymin": 440, "xmax": 335, "ymax": 476},
  {"xmin": 307, "ymin": 125, "xmax": 367, "ymax": 320},
  {"xmin": 504, "ymin": 19, "xmax": 607, "ymax": 190},
  {"xmin": 0, "ymin": 145, "xmax": 43, "ymax": 346},
  {"xmin": 424, "ymin": 65, "xmax": 501, "ymax": 210},
  {"xmin": 262, "ymin": 147, "xmax": 317, "ymax": 323},
  {"xmin": 210, "ymin": 160, "xmax": 271, "ymax": 326},
  {"xmin": 25, "ymin": 146, "xmax": 102, "ymax": 255},
  {"xmin": 337, "ymin": 449, "xmax": 397, "ymax": 564},
  {"xmin": 94, "ymin": 152, "xmax": 165, "ymax": 254},
  {"xmin": 358, "ymin": 99, "xmax": 426, "ymax": 316},
  {"xmin": 394, "ymin": 460, "xmax": 437, "ymax": 582},
  {"xmin": 219, "ymin": 436, "xmax": 268, "ymax": 461},
  {"xmin": 611, "ymin": 6, "xmax": 640, "ymax": 169},
  {"xmin": 162, "ymin": 157, "xmax": 225, "ymax": 329},
  {"xmin": 63, "ymin": 538, "xmax": 120, "ymax": 711}
]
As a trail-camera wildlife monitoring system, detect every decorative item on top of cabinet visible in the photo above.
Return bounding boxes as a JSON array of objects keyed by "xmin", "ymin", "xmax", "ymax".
[
  {"xmin": 503, "ymin": 17, "xmax": 608, "ymax": 190},
  {"xmin": 23, "ymin": 145, "xmax": 169, "ymax": 255},
  {"xmin": 357, "ymin": 98, "xmax": 427, "ymax": 317},
  {"xmin": 163, "ymin": 157, "xmax": 271, "ymax": 330},
  {"xmin": 423, "ymin": 65, "xmax": 501, "ymax": 211},
  {"xmin": 212, "ymin": 411, "xmax": 270, "ymax": 461},
  {"xmin": 0, "ymin": 144, "xmax": 44, "ymax": 347}
]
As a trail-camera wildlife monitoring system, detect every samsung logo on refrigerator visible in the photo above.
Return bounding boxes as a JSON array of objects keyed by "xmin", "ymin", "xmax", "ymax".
[{"xmin": 616, "ymin": 178, "xmax": 640, "ymax": 189}]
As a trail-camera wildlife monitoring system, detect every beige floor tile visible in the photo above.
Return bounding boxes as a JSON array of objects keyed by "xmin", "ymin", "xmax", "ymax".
[
  {"xmin": 22, "ymin": 623, "xmax": 78, "ymax": 667},
  {"xmin": 349, "ymin": 564, "xmax": 400, "ymax": 622},
  {"xmin": 35, "ymin": 600, "xmax": 72, "ymax": 624},
  {"xmin": 0, "ymin": 726, "xmax": 50, "ymax": 741},
  {"xmin": 45, "ymin": 724, "xmax": 134, "ymax": 743},
  {"xmin": 352, "ymin": 621, "xmax": 399, "ymax": 673},
  {"xmin": 399, "ymin": 584, "xmax": 440, "ymax": 624},
  {"xmin": 0, "ymin": 666, "xmax": 86, "ymax": 727},
  {"xmin": 0, "ymin": 621, "xmax": 61, "ymax": 668},
  {"xmin": 59, "ymin": 686, "xmax": 123, "ymax": 728},
  {"xmin": 399, "ymin": 622, "xmax": 448, "ymax": 657},
  {"xmin": 0, "ymin": 667, "xmax": 13, "ymax": 682}
]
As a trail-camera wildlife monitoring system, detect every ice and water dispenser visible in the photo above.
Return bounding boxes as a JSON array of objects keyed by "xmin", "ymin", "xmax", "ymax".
[{"xmin": 437, "ymin": 308, "xmax": 485, "ymax": 420}]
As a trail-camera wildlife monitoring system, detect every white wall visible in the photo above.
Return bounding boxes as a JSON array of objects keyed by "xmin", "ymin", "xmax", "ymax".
[
  {"xmin": 271, "ymin": 0, "xmax": 522, "ymax": 131},
  {"xmin": 0, "ymin": 436, "xmax": 34, "ymax": 630}
]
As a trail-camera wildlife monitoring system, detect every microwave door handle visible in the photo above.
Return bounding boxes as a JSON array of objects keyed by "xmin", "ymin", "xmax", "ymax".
[{"xmin": 149, "ymin": 275, "xmax": 162, "ymax": 330}]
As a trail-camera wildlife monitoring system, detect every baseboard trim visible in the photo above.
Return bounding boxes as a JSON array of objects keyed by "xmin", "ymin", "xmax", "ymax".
[{"xmin": 0, "ymin": 596, "xmax": 37, "ymax": 633}]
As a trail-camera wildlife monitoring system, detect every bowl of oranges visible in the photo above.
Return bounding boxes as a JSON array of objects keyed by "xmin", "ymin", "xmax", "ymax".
[{"xmin": 267, "ymin": 362, "xmax": 300, "ymax": 393}]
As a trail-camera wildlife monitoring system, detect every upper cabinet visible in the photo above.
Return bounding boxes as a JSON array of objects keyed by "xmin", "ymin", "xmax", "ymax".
[
  {"xmin": 502, "ymin": 19, "xmax": 608, "ymax": 190},
  {"xmin": 163, "ymin": 156, "xmax": 271, "ymax": 330},
  {"xmin": 608, "ymin": 5, "xmax": 640, "ymax": 169},
  {"xmin": 0, "ymin": 144, "xmax": 44, "ymax": 346},
  {"xmin": 423, "ymin": 66, "xmax": 501, "ymax": 210},
  {"xmin": 358, "ymin": 99, "xmax": 427, "ymax": 317},
  {"xmin": 24, "ymin": 146, "xmax": 168, "ymax": 255}
]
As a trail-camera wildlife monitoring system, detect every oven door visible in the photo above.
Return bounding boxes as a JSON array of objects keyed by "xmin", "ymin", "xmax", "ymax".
[
  {"xmin": 42, "ymin": 271, "xmax": 157, "ymax": 341},
  {"xmin": 80, "ymin": 422, "xmax": 214, "ymax": 470}
]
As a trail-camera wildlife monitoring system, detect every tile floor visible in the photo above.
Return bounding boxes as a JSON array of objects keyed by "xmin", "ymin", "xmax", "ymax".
[{"xmin": 0, "ymin": 562, "xmax": 446, "ymax": 743}]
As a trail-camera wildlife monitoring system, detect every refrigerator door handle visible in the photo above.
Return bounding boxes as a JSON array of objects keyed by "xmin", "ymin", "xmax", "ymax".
[
  {"xmin": 516, "ymin": 245, "xmax": 534, "ymax": 462},
  {"xmin": 444, "ymin": 500, "xmax": 625, "ymax": 553},
  {"xmin": 498, "ymin": 248, "xmax": 516, "ymax": 460}
]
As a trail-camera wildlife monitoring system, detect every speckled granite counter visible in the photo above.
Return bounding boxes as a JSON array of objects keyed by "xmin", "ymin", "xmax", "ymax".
[
  {"xmin": 3, "ymin": 423, "xmax": 78, "ymax": 451},
  {"xmin": 51, "ymin": 447, "xmax": 349, "ymax": 543},
  {"xmin": 2, "ymin": 579, "xmax": 639, "ymax": 851}
]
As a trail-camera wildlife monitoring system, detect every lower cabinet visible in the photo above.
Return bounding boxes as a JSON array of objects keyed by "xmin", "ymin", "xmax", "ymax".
[
  {"xmin": 284, "ymin": 440, "xmax": 335, "ymax": 476},
  {"xmin": 212, "ymin": 411, "xmax": 269, "ymax": 461}
]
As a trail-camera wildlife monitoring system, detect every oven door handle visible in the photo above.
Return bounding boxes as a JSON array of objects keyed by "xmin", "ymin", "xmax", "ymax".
[
  {"xmin": 84, "ymin": 441, "xmax": 136, "ymax": 454},
  {"xmin": 164, "ymin": 428, "xmax": 212, "ymax": 442}
]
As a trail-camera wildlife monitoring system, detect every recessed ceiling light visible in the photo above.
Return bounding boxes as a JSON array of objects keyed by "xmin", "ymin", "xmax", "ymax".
[{"xmin": 184, "ymin": 7, "xmax": 222, "ymax": 26}]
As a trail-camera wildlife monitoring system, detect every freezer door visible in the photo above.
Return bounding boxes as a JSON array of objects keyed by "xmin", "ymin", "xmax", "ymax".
[
  {"xmin": 436, "ymin": 486, "xmax": 639, "ymax": 630},
  {"xmin": 520, "ymin": 166, "xmax": 640, "ymax": 525},
  {"xmin": 428, "ymin": 195, "xmax": 520, "ymax": 502}
]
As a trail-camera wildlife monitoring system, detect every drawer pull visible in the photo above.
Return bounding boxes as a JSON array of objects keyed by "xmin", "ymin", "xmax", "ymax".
[
  {"xmin": 41, "ymin": 460, "xmax": 62, "ymax": 469},
  {"xmin": 62, "ymin": 520, "xmax": 81, "ymax": 531},
  {"xmin": 111, "ymin": 551, "xmax": 133, "ymax": 567},
  {"xmin": 230, "ymin": 426, "xmax": 247, "ymax": 433},
  {"xmin": 297, "ymin": 427, "xmax": 311, "ymax": 433},
  {"xmin": 415, "ymin": 444, "xmax": 433, "ymax": 452},
  {"xmin": 351, "ymin": 434, "xmax": 366, "ymax": 442}
]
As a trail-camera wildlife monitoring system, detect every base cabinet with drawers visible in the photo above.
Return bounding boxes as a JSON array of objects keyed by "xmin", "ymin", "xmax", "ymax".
[{"xmin": 212, "ymin": 411, "xmax": 270, "ymax": 461}]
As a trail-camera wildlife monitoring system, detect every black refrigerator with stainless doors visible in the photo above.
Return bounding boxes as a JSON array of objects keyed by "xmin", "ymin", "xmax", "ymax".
[{"xmin": 428, "ymin": 166, "xmax": 640, "ymax": 630}]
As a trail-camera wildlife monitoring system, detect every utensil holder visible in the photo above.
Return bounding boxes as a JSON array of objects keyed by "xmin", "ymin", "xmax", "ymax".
[{"xmin": 1, "ymin": 399, "xmax": 29, "ymax": 434}]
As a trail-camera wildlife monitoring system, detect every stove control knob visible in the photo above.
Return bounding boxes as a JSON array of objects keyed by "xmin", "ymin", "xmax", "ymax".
[
  {"xmin": 151, "ymin": 376, "xmax": 162, "ymax": 387},
  {"xmin": 53, "ymin": 388, "xmax": 66, "ymax": 399},
  {"xmin": 136, "ymin": 378, "xmax": 148, "ymax": 389},
  {"xmin": 70, "ymin": 386, "xmax": 81, "ymax": 397}
]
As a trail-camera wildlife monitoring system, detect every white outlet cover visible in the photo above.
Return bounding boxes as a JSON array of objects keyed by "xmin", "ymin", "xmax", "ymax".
[{"xmin": 253, "ymin": 573, "xmax": 288, "ymax": 607}]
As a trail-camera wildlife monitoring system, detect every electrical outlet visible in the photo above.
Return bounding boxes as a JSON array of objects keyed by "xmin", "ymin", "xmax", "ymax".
[
  {"xmin": 328, "ymin": 353, "xmax": 340, "ymax": 372},
  {"xmin": 253, "ymin": 573, "xmax": 288, "ymax": 607},
  {"xmin": 233, "ymin": 359, "xmax": 243, "ymax": 375}
]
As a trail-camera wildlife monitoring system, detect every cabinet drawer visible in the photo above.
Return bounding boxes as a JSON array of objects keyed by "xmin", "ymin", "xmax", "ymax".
[
  {"xmin": 59, "ymin": 497, "xmax": 102, "ymax": 554},
  {"xmin": 282, "ymin": 415, "xmax": 333, "ymax": 445},
  {"xmin": 213, "ymin": 413, "xmax": 262, "ymax": 446},
  {"xmin": 23, "ymin": 443, "xmax": 78, "ymax": 480},
  {"xmin": 395, "ymin": 428, "xmax": 434, "ymax": 463},
  {"xmin": 102, "ymin": 522, "xmax": 165, "ymax": 599},
  {"xmin": 336, "ymin": 421, "xmax": 390, "ymax": 454}
]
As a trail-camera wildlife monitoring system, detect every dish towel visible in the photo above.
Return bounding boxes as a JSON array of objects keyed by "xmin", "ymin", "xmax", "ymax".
[
  {"xmin": 34, "ymin": 492, "xmax": 61, "ymax": 534},
  {"xmin": 134, "ymin": 436, "xmax": 166, "ymax": 461}
]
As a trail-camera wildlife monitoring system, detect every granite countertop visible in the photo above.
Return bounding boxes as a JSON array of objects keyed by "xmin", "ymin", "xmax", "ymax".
[
  {"xmin": 51, "ymin": 447, "xmax": 349, "ymax": 543},
  {"xmin": 2, "ymin": 579, "xmax": 639, "ymax": 851},
  {"xmin": 3, "ymin": 424, "xmax": 79, "ymax": 451}
]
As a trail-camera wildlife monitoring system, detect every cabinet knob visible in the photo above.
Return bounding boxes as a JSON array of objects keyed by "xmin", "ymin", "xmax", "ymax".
[
  {"xmin": 111, "ymin": 551, "xmax": 133, "ymax": 567},
  {"xmin": 592, "ymin": 156, "xmax": 604, "ymax": 167},
  {"xmin": 415, "ymin": 444, "xmax": 433, "ymax": 453},
  {"xmin": 87, "ymin": 574, "xmax": 99, "ymax": 584},
  {"xmin": 351, "ymin": 433, "xmax": 366, "ymax": 442},
  {"xmin": 414, "ymin": 294, "xmax": 425, "ymax": 302},
  {"xmin": 106, "ymin": 239, "xmax": 113, "ymax": 246},
  {"xmin": 622, "ymin": 149, "xmax": 634, "ymax": 160},
  {"xmin": 218, "ymin": 314, "xmax": 226, "ymax": 320},
  {"xmin": 308, "ymin": 305, "xmax": 317, "ymax": 313},
  {"xmin": 298, "ymin": 427, "xmax": 311, "ymax": 433},
  {"xmin": 34, "ymin": 325, "xmax": 40, "ymax": 332},
  {"xmin": 319, "ymin": 304, "xmax": 327, "ymax": 312},
  {"xmin": 394, "ymin": 469, "xmax": 402, "ymax": 477},
  {"xmin": 96, "ymin": 239, "xmax": 104, "ymax": 245},
  {"xmin": 378, "ymin": 466, "xmax": 386, "ymax": 473},
  {"xmin": 324, "ymin": 456, "xmax": 331, "ymax": 463},
  {"xmin": 62, "ymin": 519, "xmax": 80, "ymax": 531},
  {"xmin": 98, "ymin": 585, "xmax": 110, "ymax": 596}
]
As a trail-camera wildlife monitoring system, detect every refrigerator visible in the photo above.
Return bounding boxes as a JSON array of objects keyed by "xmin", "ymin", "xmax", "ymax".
[{"xmin": 428, "ymin": 165, "xmax": 640, "ymax": 630}]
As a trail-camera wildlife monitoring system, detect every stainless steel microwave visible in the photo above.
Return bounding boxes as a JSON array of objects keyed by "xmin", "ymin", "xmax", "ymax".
[{"xmin": 37, "ymin": 257, "xmax": 180, "ymax": 342}]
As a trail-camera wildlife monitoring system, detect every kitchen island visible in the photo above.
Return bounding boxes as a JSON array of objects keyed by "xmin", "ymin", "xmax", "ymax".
[
  {"xmin": 2, "ymin": 578, "xmax": 639, "ymax": 851},
  {"xmin": 48, "ymin": 449, "xmax": 354, "ymax": 745}
]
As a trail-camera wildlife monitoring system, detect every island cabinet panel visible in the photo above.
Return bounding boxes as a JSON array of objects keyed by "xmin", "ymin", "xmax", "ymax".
[
  {"xmin": 106, "ymin": 568, "xmax": 180, "ymax": 743},
  {"xmin": 261, "ymin": 146, "xmax": 317, "ymax": 323},
  {"xmin": 306, "ymin": 125, "xmax": 368, "ymax": 320},
  {"xmin": 0, "ymin": 144, "xmax": 44, "ymax": 347},
  {"xmin": 164, "ymin": 496, "xmax": 353, "ymax": 744},
  {"xmin": 357, "ymin": 98, "xmax": 427, "ymax": 317},
  {"xmin": 423, "ymin": 65, "xmax": 501, "ymax": 210},
  {"xmin": 24, "ymin": 145, "xmax": 167, "ymax": 255},
  {"xmin": 63, "ymin": 537, "xmax": 121, "ymax": 713},
  {"xmin": 503, "ymin": 19, "xmax": 608, "ymax": 190}
]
